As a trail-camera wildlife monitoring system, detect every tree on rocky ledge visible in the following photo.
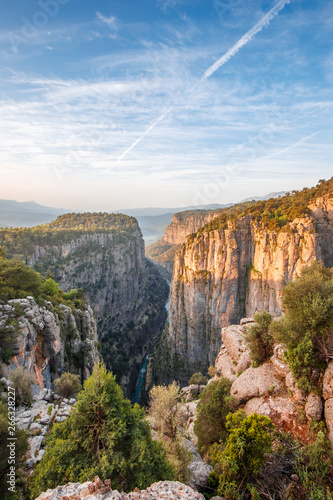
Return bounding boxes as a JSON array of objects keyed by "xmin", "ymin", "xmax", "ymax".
[{"xmin": 30, "ymin": 363, "xmax": 174, "ymax": 499}]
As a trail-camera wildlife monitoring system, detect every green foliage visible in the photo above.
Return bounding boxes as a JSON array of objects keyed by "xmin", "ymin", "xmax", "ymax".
[
  {"xmin": 0, "ymin": 256, "xmax": 44, "ymax": 301},
  {"xmin": 188, "ymin": 372, "xmax": 208, "ymax": 387},
  {"xmin": 271, "ymin": 261, "xmax": 333, "ymax": 391},
  {"xmin": 1, "ymin": 347, "xmax": 13, "ymax": 364},
  {"xmin": 148, "ymin": 382, "xmax": 191, "ymax": 483},
  {"xmin": 244, "ymin": 311, "xmax": 274, "ymax": 367},
  {"xmin": 30, "ymin": 363, "xmax": 173, "ymax": 498},
  {"xmin": 9, "ymin": 367, "xmax": 33, "ymax": 407},
  {"xmin": 209, "ymin": 411, "xmax": 275, "ymax": 498},
  {"xmin": 54, "ymin": 372, "xmax": 82, "ymax": 399},
  {"xmin": 194, "ymin": 378, "xmax": 237, "ymax": 456},
  {"xmin": 296, "ymin": 431, "xmax": 333, "ymax": 493},
  {"xmin": 194, "ymin": 177, "xmax": 333, "ymax": 236},
  {"xmin": 0, "ymin": 401, "xmax": 28, "ymax": 500},
  {"xmin": 42, "ymin": 278, "xmax": 61, "ymax": 296}
]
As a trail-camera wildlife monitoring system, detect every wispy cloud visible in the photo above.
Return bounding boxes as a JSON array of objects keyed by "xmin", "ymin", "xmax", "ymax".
[
  {"xmin": 96, "ymin": 12, "xmax": 117, "ymax": 28},
  {"xmin": 114, "ymin": 0, "xmax": 291, "ymax": 162}
]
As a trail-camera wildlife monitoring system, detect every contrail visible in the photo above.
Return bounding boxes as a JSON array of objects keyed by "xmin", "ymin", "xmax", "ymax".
[
  {"xmin": 267, "ymin": 131, "xmax": 322, "ymax": 158},
  {"xmin": 117, "ymin": 0, "xmax": 290, "ymax": 162},
  {"xmin": 202, "ymin": 0, "xmax": 290, "ymax": 80},
  {"xmin": 116, "ymin": 112, "xmax": 168, "ymax": 163}
]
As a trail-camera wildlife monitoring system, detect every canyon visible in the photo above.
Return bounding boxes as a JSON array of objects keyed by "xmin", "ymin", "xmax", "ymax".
[{"xmin": 0, "ymin": 214, "xmax": 168, "ymax": 398}]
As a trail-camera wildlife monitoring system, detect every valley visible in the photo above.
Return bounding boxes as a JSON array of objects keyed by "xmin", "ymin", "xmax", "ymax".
[{"xmin": 1, "ymin": 177, "xmax": 333, "ymax": 500}]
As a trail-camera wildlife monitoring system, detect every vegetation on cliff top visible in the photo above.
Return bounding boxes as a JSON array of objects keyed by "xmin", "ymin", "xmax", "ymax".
[
  {"xmin": 0, "ymin": 212, "xmax": 139, "ymax": 260},
  {"xmin": 192, "ymin": 177, "xmax": 333, "ymax": 237}
]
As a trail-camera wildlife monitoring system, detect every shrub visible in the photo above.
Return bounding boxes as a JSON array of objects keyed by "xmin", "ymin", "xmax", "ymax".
[
  {"xmin": 244, "ymin": 311, "xmax": 274, "ymax": 366},
  {"xmin": 9, "ymin": 367, "xmax": 33, "ymax": 406},
  {"xmin": 42, "ymin": 278, "xmax": 61, "ymax": 296},
  {"xmin": 271, "ymin": 261, "xmax": 333, "ymax": 391},
  {"xmin": 194, "ymin": 378, "xmax": 237, "ymax": 456},
  {"xmin": 188, "ymin": 372, "xmax": 208, "ymax": 386},
  {"xmin": 209, "ymin": 411, "xmax": 275, "ymax": 498},
  {"xmin": 54, "ymin": 372, "xmax": 82, "ymax": 399},
  {"xmin": 147, "ymin": 382, "xmax": 191, "ymax": 482},
  {"xmin": 30, "ymin": 363, "xmax": 174, "ymax": 499},
  {"xmin": 1, "ymin": 347, "xmax": 13, "ymax": 364}
]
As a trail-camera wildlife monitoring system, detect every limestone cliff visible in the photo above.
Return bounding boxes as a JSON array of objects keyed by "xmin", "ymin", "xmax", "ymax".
[
  {"xmin": 0, "ymin": 297, "xmax": 99, "ymax": 393},
  {"xmin": 167, "ymin": 190, "xmax": 333, "ymax": 382},
  {"xmin": 146, "ymin": 211, "xmax": 222, "ymax": 276},
  {"xmin": 0, "ymin": 213, "xmax": 168, "ymax": 397},
  {"xmin": 146, "ymin": 202, "xmax": 255, "ymax": 277}
]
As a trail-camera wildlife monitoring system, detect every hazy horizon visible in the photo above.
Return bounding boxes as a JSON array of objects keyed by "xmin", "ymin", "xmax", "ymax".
[{"xmin": 1, "ymin": 1, "xmax": 332, "ymax": 210}]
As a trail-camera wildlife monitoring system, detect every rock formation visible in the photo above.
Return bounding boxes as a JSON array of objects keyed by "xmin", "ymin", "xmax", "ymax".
[
  {"xmin": 34, "ymin": 476, "xmax": 205, "ymax": 500},
  {"xmin": 212, "ymin": 321, "xmax": 328, "ymax": 445},
  {"xmin": 167, "ymin": 194, "xmax": 333, "ymax": 381},
  {"xmin": 0, "ymin": 297, "xmax": 99, "ymax": 392}
]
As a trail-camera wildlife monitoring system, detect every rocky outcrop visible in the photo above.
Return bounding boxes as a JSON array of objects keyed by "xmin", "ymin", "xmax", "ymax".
[
  {"xmin": 212, "ymin": 322, "xmax": 330, "ymax": 444},
  {"xmin": 168, "ymin": 195, "xmax": 333, "ymax": 380},
  {"xmin": 34, "ymin": 477, "xmax": 205, "ymax": 500},
  {"xmin": 230, "ymin": 363, "xmax": 281, "ymax": 404},
  {"xmin": 0, "ymin": 297, "xmax": 99, "ymax": 392}
]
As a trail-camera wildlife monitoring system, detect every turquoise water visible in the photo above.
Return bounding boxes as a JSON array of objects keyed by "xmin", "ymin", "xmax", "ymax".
[{"xmin": 132, "ymin": 354, "xmax": 149, "ymax": 404}]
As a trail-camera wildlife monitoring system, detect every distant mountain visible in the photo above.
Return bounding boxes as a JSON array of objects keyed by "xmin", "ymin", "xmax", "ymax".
[
  {"xmin": 0, "ymin": 200, "xmax": 72, "ymax": 228},
  {"xmin": 0, "ymin": 191, "xmax": 287, "ymax": 240},
  {"xmin": 241, "ymin": 191, "xmax": 286, "ymax": 203}
]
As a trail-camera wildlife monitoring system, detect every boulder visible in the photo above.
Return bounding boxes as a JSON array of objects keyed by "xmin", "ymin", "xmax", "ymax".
[
  {"xmin": 325, "ymin": 399, "xmax": 333, "ymax": 449},
  {"xmin": 240, "ymin": 318, "xmax": 255, "ymax": 326},
  {"xmin": 184, "ymin": 438, "xmax": 213, "ymax": 491},
  {"xmin": 230, "ymin": 364, "xmax": 281, "ymax": 404},
  {"xmin": 323, "ymin": 361, "xmax": 333, "ymax": 400},
  {"xmin": 285, "ymin": 372, "xmax": 306, "ymax": 402},
  {"xmin": 305, "ymin": 393, "xmax": 323, "ymax": 421},
  {"xmin": 221, "ymin": 325, "xmax": 250, "ymax": 364},
  {"xmin": 244, "ymin": 396, "xmax": 297, "ymax": 431},
  {"xmin": 270, "ymin": 345, "xmax": 290, "ymax": 377}
]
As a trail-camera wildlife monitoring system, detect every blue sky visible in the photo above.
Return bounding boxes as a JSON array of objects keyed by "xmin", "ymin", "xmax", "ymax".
[{"xmin": 0, "ymin": 0, "xmax": 332, "ymax": 210}]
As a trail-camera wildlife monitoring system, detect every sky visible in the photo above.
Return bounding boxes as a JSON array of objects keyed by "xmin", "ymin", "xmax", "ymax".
[{"xmin": 0, "ymin": 0, "xmax": 332, "ymax": 210}]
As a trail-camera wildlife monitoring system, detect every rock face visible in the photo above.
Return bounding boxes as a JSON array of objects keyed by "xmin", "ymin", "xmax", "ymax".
[
  {"xmin": 168, "ymin": 196, "xmax": 333, "ymax": 380},
  {"xmin": 34, "ymin": 476, "xmax": 205, "ymax": 500},
  {"xmin": 230, "ymin": 363, "xmax": 281, "ymax": 404},
  {"xmin": 146, "ymin": 210, "xmax": 223, "ymax": 276},
  {"xmin": 1, "ymin": 218, "xmax": 168, "ymax": 398},
  {"xmin": 0, "ymin": 297, "xmax": 99, "ymax": 392}
]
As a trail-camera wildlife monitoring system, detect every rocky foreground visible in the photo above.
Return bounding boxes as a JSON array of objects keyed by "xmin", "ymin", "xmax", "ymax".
[{"xmin": 34, "ymin": 476, "xmax": 207, "ymax": 500}]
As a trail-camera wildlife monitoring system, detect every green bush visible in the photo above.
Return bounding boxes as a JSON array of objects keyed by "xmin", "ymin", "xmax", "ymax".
[
  {"xmin": 209, "ymin": 411, "xmax": 275, "ymax": 498},
  {"xmin": 244, "ymin": 311, "xmax": 274, "ymax": 366},
  {"xmin": 30, "ymin": 363, "xmax": 174, "ymax": 499},
  {"xmin": 271, "ymin": 261, "xmax": 333, "ymax": 391},
  {"xmin": 194, "ymin": 378, "xmax": 237, "ymax": 456},
  {"xmin": 9, "ymin": 367, "xmax": 33, "ymax": 407},
  {"xmin": 42, "ymin": 278, "xmax": 61, "ymax": 296},
  {"xmin": 54, "ymin": 372, "xmax": 82, "ymax": 399},
  {"xmin": 1, "ymin": 347, "xmax": 13, "ymax": 365}
]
